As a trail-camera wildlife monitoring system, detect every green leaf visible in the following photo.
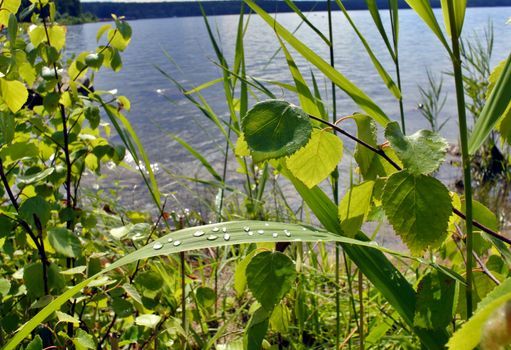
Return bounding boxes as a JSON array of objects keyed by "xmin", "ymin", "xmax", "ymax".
[
  {"xmin": 56, "ymin": 311, "xmax": 80, "ymax": 325},
  {"xmin": 28, "ymin": 25, "xmax": 66, "ymax": 51},
  {"xmin": 270, "ymin": 304, "xmax": 290, "ymax": 334},
  {"xmin": 135, "ymin": 314, "xmax": 161, "ymax": 328},
  {"xmin": 0, "ymin": 78, "xmax": 28, "ymax": 113},
  {"xmin": 244, "ymin": 307, "xmax": 270, "ymax": 350},
  {"xmin": 23, "ymin": 263, "xmax": 65, "ymax": 298},
  {"xmin": 234, "ymin": 251, "xmax": 256, "ymax": 298},
  {"xmin": 339, "ymin": 181, "xmax": 375, "ymax": 237},
  {"xmin": 112, "ymin": 297, "xmax": 134, "ymax": 318},
  {"xmin": 0, "ymin": 0, "xmax": 21, "ymax": 27},
  {"xmin": 382, "ymin": 171, "xmax": 452, "ymax": 254},
  {"xmin": 353, "ymin": 114, "xmax": 398, "ymax": 180},
  {"xmin": 108, "ymin": 29, "xmax": 130, "ymax": 51},
  {"xmin": 244, "ymin": 0, "xmax": 390, "ymax": 126},
  {"xmin": 48, "ymin": 228, "xmax": 81, "ymax": 258},
  {"xmin": 25, "ymin": 335, "xmax": 42, "ymax": 350},
  {"xmin": 405, "ymin": 0, "xmax": 452, "ymax": 55},
  {"xmin": 19, "ymin": 196, "xmax": 51, "ymax": 229},
  {"xmin": 440, "ymin": 0, "xmax": 467, "ymax": 39},
  {"xmin": 246, "ymin": 251, "xmax": 296, "ymax": 311},
  {"xmin": 18, "ymin": 168, "xmax": 55, "ymax": 185},
  {"xmin": 385, "ymin": 121, "xmax": 448, "ymax": 175},
  {"xmin": 242, "ymin": 100, "xmax": 312, "ymax": 162},
  {"xmin": 135, "ymin": 270, "xmax": 163, "ymax": 292},
  {"xmin": 469, "ymin": 54, "xmax": 511, "ymax": 154},
  {"xmin": 0, "ymin": 278, "xmax": 11, "ymax": 296},
  {"xmin": 447, "ymin": 278, "xmax": 511, "ymax": 350},
  {"xmin": 196, "ymin": 286, "xmax": 216, "ymax": 309},
  {"xmin": 73, "ymin": 329, "xmax": 95, "ymax": 350},
  {"xmin": 286, "ymin": 129, "xmax": 343, "ymax": 188},
  {"xmin": 414, "ymin": 270, "xmax": 458, "ymax": 329}
]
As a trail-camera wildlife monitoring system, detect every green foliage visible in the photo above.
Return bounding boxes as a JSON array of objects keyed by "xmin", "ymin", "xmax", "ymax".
[
  {"xmin": 242, "ymin": 100, "xmax": 312, "ymax": 162},
  {"xmin": 385, "ymin": 121, "xmax": 448, "ymax": 175},
  {"xmin": 382, "ymin": 171, "xmax": 452, "ymax": 254}
]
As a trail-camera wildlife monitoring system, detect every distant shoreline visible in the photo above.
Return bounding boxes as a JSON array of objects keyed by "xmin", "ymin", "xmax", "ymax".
[{"xmin": 82, "ymin": 0, "xmax": 511, "ymax": 21}]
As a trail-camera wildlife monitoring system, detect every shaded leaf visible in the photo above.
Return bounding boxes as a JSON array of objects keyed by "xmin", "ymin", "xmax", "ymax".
[
  {"xmin": 242, "ymin": 100, "xmax": 312, "ymax": 162},
  {"xmin": 414, "ymin": 270, "xmax": 458, "ymax": 329},
  {"xmin": 48, "ymin": 228, "xmax": 81, "ymax": 258},
  {"xmin": 234, "ymin": 250, "xmax": 256, "ymax": 297},
  {"xmin": 246, "ymin": 251, "xmax": 296, "ymax": 311},
  {"xmin": 19, "ymin": 196, "xmax": 51, "ymax": 229},
  {"xmin": 73, "ymin": 329, "xmax": 95, "ymax": 350},
  {"xmin": 382, "ymin": 171, "xmax": 452, "ymax": 254},
  {"xmin": 25, "ymin": 335, "xmax": 42, "ymax": 350}
]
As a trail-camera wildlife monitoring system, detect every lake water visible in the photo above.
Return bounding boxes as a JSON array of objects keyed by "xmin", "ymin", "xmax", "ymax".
[{"xmin": 66, "ymin": 7, "xmax": 511, "ymax": 213}]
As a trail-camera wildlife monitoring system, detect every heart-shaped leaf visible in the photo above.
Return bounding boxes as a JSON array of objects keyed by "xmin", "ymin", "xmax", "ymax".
[{"xmin": 242, "ymin": 100, "xmax": 312, "ymax": 162}]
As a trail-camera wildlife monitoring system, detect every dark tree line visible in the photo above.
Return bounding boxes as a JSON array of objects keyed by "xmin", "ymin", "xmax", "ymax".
[
  {"xmin": 21, "ymin": 0, "xmax": 81, "ymax": 17},
  {"xmin": 82, "ymin": 0, "xmax": 511, "ymax": 20}
]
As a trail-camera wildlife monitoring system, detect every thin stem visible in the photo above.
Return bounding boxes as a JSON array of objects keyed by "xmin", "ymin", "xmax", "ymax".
[
  {"xmin": 389, "ymin": 4, "xmax": 405, "ymax": 134},
  {"xmin": 327, "ymin": 1, "xmax": 341, "ymax": 348},
  {"xmin": 358, "ymin": 270, "xmax": 364, "ymax": 350},
  {"xmin": 447, "ymin": 0, "xmax": 473, "ymax": 319},
  {"xmin": 307, "ymin": 113, "xmax": 511, "ymax": 246}
]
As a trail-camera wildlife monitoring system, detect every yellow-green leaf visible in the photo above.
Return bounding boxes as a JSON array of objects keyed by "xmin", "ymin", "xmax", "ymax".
[
  {"xmin": 440, "ymin": 0, "xmax": 467, "ymax": 39},
  {"xmin": 0, "ymin": 78, "xmax": 28, "ymax": 113},
  {"xmin": 0, "ymin": 0, "xmax": 20, "ymax": 27},
  {"xmin": 286, "ymin": 129, "xmax": 343, "ymax": 188},
  {"xmin": 339, "ymin": 181, "xmax": 375, "ymax": 237}
]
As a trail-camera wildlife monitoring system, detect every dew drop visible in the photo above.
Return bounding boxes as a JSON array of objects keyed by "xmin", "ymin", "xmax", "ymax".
[
  {"xmin": 173, "ymin": 240, "xmax": 181, "ymax": 246},
  {"xmin": 272, "ymin": 232, "xmax": 278, "ymax": 238},
  {"xmin": 257, "ymin": 230, "xmax": 264, "ymax": 235},
  {"xmin": 248, "ymin": 231, "xmax": 254, "ymax": 236},
  {"xmin": 212, "ymin": 227, "xmax": 220, "ymax": 232},
  {"xmin": 222, "ymin": 227, "xmax": 227, "ymax": 233},
  {"xmin": 193, "ymin": 230, "xmax": 205, "ymax": 237},
  {"xmin": 284, "ymin": 230, "xmax": 291, "ymax": 237},
  {"xmin": 243, "ymin": 226, "xmax": 250, "ymax": 232},
  {"xmin": 153, "ymin": 242, "xmax": 163, "ymax": 250},
  {"xmin": 207, "ymin": 235, "xmax": 218, "ymax": 241},
  {"xmin": 302, "ymin": 227, "xmax": 307, "ymax": 231},
  {"xmin": 264, "ymin": 223, "xmax": 269, "ymax": 227},
  {"xmin": 223, "ymin": 233, "xmax": 231, "ymax": 241},
  {"xmin": 167, "ymin": 237, "xmax": 173, "ymax": 243}
]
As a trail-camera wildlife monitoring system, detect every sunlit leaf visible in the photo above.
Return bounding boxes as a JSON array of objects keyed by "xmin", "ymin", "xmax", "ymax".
[
  {"xmin": 0, "ymin": 79, "xmax": 28, "ymax": 113},
  {"xmin": 382, "ymin": 171, "xmax": 452, "ymax": 254},
  {"xmin": 440, "ymin": 0, "xmax": 467, "ymax": 39},
  {"xmin": 0, "ymin": 0, "xmax": 21, "ymax": 27},
  {"xmin": 385, "ymin": 121, "xmax": 448, "ymax": 175},
  {"xmin": 135, "ymin": 314, "xmax": 161, "ymax": 328},
  {"xmin": 19, "ymin": 196, "xmax": 51, "ymax": 229},
  {"xmin": 56, "ymin": 311, "xmax": 80, "ymax": 325},
  {"xmin": 339, "ymin": 180, "xmax": 375, "ymax": 237},
  {"xmin": 73, "ymin": 329, "xmax": 95, "ymax": 349},
  {"xmin": 242, "ymin": 100, "xmax": 312, "ymax": 162},
  {"xmin": 286, "ymin": 129, "xmax": 343, "ymax": 188}
]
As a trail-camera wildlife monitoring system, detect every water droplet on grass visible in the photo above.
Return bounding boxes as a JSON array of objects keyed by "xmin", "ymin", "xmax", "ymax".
[
  {"xmin": 284, "ymin": 230, "xmax": 291, "ymax": 237},
  {"xmin": 212, "ymin": 227, "xmax": 220, "ymax": 232},
  {"xmin": 257, "ymin": 230, "xmax": 264, "ymax": 234},
  {"xmin": 222, "ymin": 227, "xmax": 227, "ymax": 233},
  {"xmin": 173, "ymin": 240, "xmax": 181, "ymax": 246},
  {"xmin": 153, "ymin": 242, "xmax": 163, "ymax": 250},
  {"xmin": 167, "ymin": 237, "xmax": 173, "ymax": 243},
  {"xmin": 248, "ymin": 231, "xmax": 254, "ymax": 236},
  {"xmin": 193, "ymin": 230, "xmax": 205, "ymax": 237},
  {"xmin": 272, "ymin": 232, "xmax": 278, "ymax": 238},
  {"xmin": 243, "ymin": 226, "xmax": 250, "ymax": 232},
  {"xmin": 223, "ymin": 233, "xmax": 230, "ymax": 241},
  {"xmin": 207, "ymin": 235, "xmax": 218, "ymax": 241}
]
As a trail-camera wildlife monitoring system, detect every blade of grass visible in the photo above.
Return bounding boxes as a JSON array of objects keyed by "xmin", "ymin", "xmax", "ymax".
[
  {"xmin": 468, "ymin": 53, "xmax": 511, "ymax": 154},
  {"xmin": 335, "ymin": 0, "xmax": 401, "ymax": 100},
  {"xmin": 283, "ymin": 0, "xmax": 331, "ymax": 46},
  {"xmin": 365, "ymin": 0, "xmax": 396, "ymax": 61},
  {"xmin": 244, "ymin": 0, "xmax": 390, "ymax": 126},
  {"xmin": 405, "ymin": 0, "xmax": 453, "ymax": 57}
]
